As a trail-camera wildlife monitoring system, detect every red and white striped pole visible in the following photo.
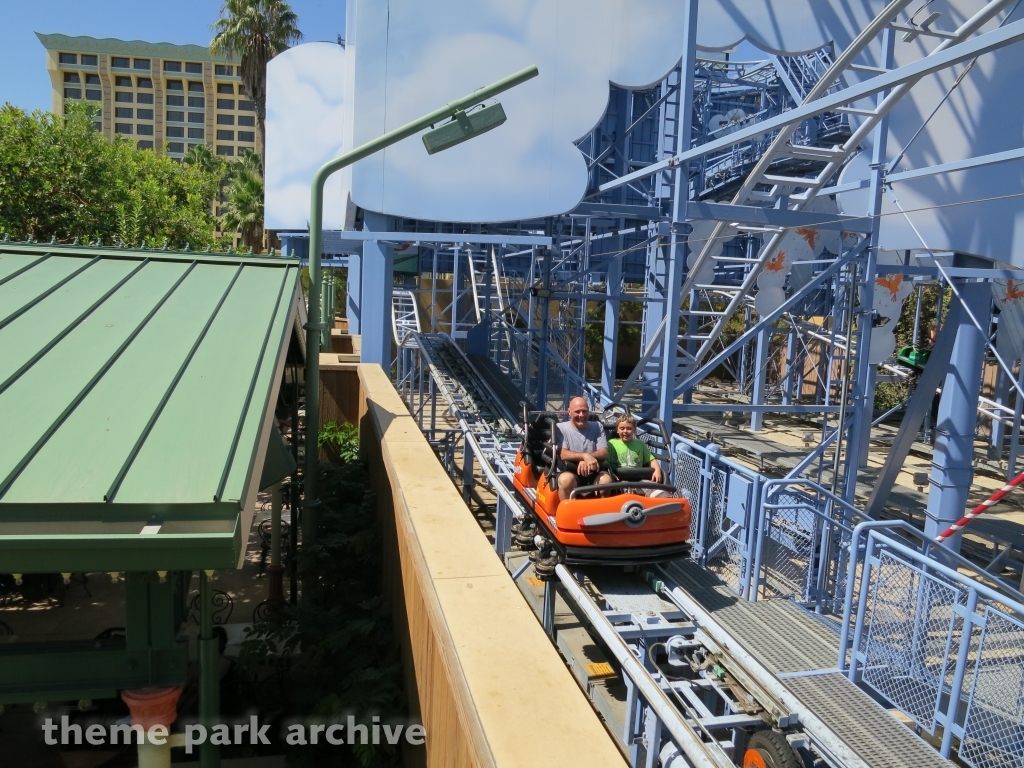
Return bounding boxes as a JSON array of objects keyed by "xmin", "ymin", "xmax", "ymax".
[{"xmin": 935, "ymin": 468, "xmax": 1024, "ymax": 542}]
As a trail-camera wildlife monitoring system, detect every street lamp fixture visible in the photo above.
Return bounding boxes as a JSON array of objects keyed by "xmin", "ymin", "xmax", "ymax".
[
  {"xmin": 422, "ymin": 102, "xmax": 508, "ymax": 155},
  {"xmin": 301, "ymin": 64, "xmax": 540, "ymax": 550}
]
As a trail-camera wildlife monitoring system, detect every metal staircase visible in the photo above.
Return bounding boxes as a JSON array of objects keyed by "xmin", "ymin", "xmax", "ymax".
[{"xmin": 617, "ymin": 0, "xmax": 1003, "ymax": 411}]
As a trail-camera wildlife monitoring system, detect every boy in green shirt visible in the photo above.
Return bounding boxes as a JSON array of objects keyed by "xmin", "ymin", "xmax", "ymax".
[{"xmin": 608, "ymin": 413, "xmax": 666, "ymax": 491}]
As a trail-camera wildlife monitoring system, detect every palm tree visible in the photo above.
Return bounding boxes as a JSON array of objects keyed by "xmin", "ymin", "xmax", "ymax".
[
  {"xmin": 220, "ymin": 164, "xmax": 264, "ymax": 251},
  {"xmin": 181, "ymin": 143, "xmax": 223, "ymax": 175},
  {"xmin": 228, "ymin": 147, "xmax": 262, "ymax": 180},
  {"xmin": 210, "ymin": 0, "xmax": 302, "ymax": 167}
]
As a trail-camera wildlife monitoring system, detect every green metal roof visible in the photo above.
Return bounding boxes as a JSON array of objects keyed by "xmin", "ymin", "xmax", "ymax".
[{"xmin": 0, "ymin": 242, "xmax": 300, "ymax": 573}]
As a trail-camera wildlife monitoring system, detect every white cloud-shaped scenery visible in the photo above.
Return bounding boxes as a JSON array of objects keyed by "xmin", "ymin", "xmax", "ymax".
[
  {"xmin": 265, "ymin": 42, "xmax": 351, "ymax": 231},
  {"xmin": 265, "ymin": 0, "xmax": 1024, "ymax": 269}
]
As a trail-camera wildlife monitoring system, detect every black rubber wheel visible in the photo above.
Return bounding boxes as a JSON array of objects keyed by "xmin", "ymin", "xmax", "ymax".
[{"xmin": 742, "ymin": 731, "xmax": 804, "ymax": 768}]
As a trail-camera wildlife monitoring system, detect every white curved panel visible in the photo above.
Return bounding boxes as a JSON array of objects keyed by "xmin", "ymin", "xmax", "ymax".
[
  {"xmin": 349, "ymin": 0, "xmax": 890, "ymax": 223},
  {"xmin": 265, "ymin": 42, "xmax": 352, "ymax": 231},
  {"xmin": 837, "ymin": 2, "xmax": 1024, "ymax": 267}
]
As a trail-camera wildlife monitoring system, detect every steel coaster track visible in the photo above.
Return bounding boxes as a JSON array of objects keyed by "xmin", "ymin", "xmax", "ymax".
[
  {"xmin": 412, "ymin": 332, "xmax": 525, "ymax": 511},
  {"xmin": 403, "ymin": 332, "xmax": 928, "ymax": 768}
]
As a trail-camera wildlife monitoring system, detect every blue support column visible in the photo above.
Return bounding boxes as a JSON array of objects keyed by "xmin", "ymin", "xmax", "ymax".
[
  {"xmin": 925, "ymin": 281, "xmax": 992, "ymax": 552},
  {"xmin": 601, "ymin": 255, "xmax": 622, "ymax": 402},
  {"xmin": 782, "ymin": 326, "xmax": 796, "ymax": 405},
  {"xmin": 657, "ymin": 0, "xmax": 698, "ymax": 427},
  {"xmin": 750, "ymin": 328, "xmax": 770, "ymax": 431},
  {"xmin": 346, "ymin": 251, "xmax": 362, "ymax": 335},
  {"xmin": 989, "ymin": 337, "xmax": 1010, "ymax": 459},
  {"xmin": 360, "ymin": 211, "xmax": 394, "ymax": 368},
  {"xmin": 844, "ymin": 28, "xmax": 894, "ymax": 498},
  {"xmin": 1009, "ymin": 363, "xmax": 1024, "ymax": 481},
  {"xmin": 535, "ymin": 245, "xmax": 553, "ymax": 407}
]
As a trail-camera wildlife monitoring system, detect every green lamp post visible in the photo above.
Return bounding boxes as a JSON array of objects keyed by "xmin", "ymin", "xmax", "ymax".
[{"xmin": 302, "ymin": 65, "xmax": 540, "ymax": 548}]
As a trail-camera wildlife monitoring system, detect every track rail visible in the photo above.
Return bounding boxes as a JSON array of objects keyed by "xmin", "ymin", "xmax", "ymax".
[{"xmin": 397, "ymin": 332, "xmax": 954, "ymax": 768}]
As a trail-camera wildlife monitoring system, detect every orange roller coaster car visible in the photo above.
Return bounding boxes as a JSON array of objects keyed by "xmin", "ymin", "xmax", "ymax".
[{"xmin": 512, "ymin": 412, "xmax": 692, "ymax": 565}]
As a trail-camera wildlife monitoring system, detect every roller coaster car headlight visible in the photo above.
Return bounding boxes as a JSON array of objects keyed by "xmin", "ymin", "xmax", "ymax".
[{"xmin": 422, "ymin": 102, "xmax": 508, "ymax": 155}]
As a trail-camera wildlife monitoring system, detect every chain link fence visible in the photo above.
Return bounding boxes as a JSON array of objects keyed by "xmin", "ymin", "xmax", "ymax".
[
  {"xmin": 860, "ymin": 550, "xmax": 965, "ymax": 734},
  {"xmin": 960, "ymin": 607, "xmax": 1024, "ymax": 768}
]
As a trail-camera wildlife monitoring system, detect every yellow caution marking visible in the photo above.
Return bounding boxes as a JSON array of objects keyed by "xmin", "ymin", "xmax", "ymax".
[
  {"xmin": 526, "ymin": 576, "xmax": 544, "ymax": 587},
  {"xmin": 586, "ymin": 662, "xmax": 616, "ymax": 679}
]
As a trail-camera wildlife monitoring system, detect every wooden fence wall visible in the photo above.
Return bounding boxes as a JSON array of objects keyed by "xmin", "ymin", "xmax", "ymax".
[{"xmin": 356, "ymin": 364, "xmax": 624, "ymax": 768}]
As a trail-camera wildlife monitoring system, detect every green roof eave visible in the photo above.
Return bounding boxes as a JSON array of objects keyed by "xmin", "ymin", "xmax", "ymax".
[{"xmin": 0, "ymin": 515, "xmax": 241, "ymax": 572}]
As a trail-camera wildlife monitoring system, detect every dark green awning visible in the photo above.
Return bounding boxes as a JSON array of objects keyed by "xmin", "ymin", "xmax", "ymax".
[{"xmin": 0, "ymin": 241, "xmax": 300, "ymax": 572}]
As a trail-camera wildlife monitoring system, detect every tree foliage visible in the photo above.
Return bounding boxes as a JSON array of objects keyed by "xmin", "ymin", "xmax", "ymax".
[
  {"xmin": 241, "ymin": 460, "xmax": 406, "ymax": 767},
  {"xmin": 219, "ymin": 149, "xmax": 265, "ymax": 251},
  {"xmin": 211, "ymin": 0, "xmax": 302, "ymax": 164},
  {"xmin": 0, "ymin": 103, "xmax": 220, "ymax": 248}
]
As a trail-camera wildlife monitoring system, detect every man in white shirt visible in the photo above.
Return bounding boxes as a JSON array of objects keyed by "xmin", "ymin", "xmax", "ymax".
[{"xmin": 555, "ymin": 397, "xmax": 612, "ymax": 501}]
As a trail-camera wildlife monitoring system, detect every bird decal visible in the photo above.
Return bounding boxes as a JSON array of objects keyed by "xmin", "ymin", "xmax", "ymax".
[
  {"xmin": 765, "ymin": 250, "xmax": 787, "ymax": 272},
  {"xmin": 1004, "ymin": 279, "xmax": 1024, "ymax": 302},
  {"xmin": 876, "ymin": 274, "xmax": 904, "ymax": 301},
  {"xmin": 796, "ymin": 227, "xmax": 818, "ymax": 252}
]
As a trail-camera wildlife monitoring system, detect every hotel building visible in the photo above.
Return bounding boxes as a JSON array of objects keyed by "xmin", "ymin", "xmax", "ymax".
[{"xmin": 37, "ymin": 33, "xmax": 258, "ymax": 161}]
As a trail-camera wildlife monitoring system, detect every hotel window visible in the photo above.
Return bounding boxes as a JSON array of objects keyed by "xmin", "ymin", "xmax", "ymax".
[
  {"xmin": 59, "ymin": 53, "xmax": 77, "ymax": 65},
  {"xmin": 185, "ymin": 62, "xmax": 203, "ymax": 74},
  {"xmin": 164, "ymin": 61, "xmax": 182, "ymax": 72},
  {"xmin": 85, "ymin": 74, "xmax": 100, "ymax": 85},
  {"xmin": 238, "ymin": 100, "xmax": 255, "ymax": 111},
  {"xmin": 238, "ymin": 115, "xmax": 255, "ymax": 127},
  {"xmin": 238, "ymin": 131, "xmax": 255, "ymax": 143},
  {"xmin": 115, "ymin": 76, "xmax": 132, "ymax": 87},
  {"xmin": 111, "ymin": 56, "xmax": 130, "ymax": 68},
  {"xmin": 167, "ymin": 95, "xmax": 184, "ymax": 107},
  {"xmin": 217, "ymin": 99, "xmax": 235, "ymax": 110},
  {"xmin": 216, "ymin": 145, "xmax": 235, "ymax": 156},
  {"xmin": 215, "ymin": 64, "xmax": 233, "ymax": 76},
  {"xmin": 86, "ymin": 90, "xmax": 102, "ymax": 101},
  {"xmin": 82, "ymin": 54, "xmax": 97, "ymax": 66},
  {"xmin": 93, "ymin": 121, "xmax": 102, "ymax": 132},
  {"xmin": 188, "ymin": 127, "xmax": 204, "ymax": 139},
  {"xmin": 115, "ymin": 123, "xmax": 132, "ymax": 134},
  {"xmin": 187, "ymin": 112, "xmax": 204, "ymax": 123},
  {"xmin": 166, "ymin": 111, "xmax": 185, "ymax": 122},
  {"xmin": 63, "ymin": 72, "xmax": 81, "ymax": 84},
  {"xmin": 217, "ymin": 130, "xmax": 234, "ymax": 141},
  {"xmin": 167, "ymin": 142, "xmax": 185, "ymax": 153},
  {"xmin": 238, "ymin": 84, "xmax": 248, "ymax": 95},
  {"xmin": 137, "ymin": 77, "xmax": 153, "ymax": 88},
  {"xmin": 115, "ymin": 92, "xmax": 133, "ymax": 103},
  {"xmin": 188, "ymin": 97, "xmax": 205, "ymax": 108},
  {"xmin": 137, "ymin": 124, "xmax": 154, "ymax": 136},
  {"xmin": 217, "ymin": 83, "xmax": 234, "ymax": 94},
  {"xmin": 166, "ymin": 80, "xmax": 183, "ymax": 91},
  {"xmin": 134, "ymin": 59, "xmax": 150, "ymax": 70},
  {"xmin": 188, "ymin": 81, "xmax": 204, "ymax": 92},
  {"xmin": 63, "ymin": 88, "xmax": 81, "ymax": 99},
  {"xmin": 137, "ymin": 140, "xmax": 154, "ymax": 149},
  {"xmin": 137, "ymin": 92, "xmax": 154, "ymax": 104},
  {"xmin": 167, "ymin": 126, "xmax": 184, "ymax": 138},
  {"xmin": 115, "ymin": 107, "xmax": 133, "ymax": 118},
  {"xmin": 217, "ymin": 114, "xmax": 234, "ymax": 125},
  {"xmin": 137, "ymin": 108, "xmax": 154, "ymax": 120}
]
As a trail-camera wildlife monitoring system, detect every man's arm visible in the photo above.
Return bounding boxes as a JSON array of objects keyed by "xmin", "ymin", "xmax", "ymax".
[{"xmin": 560, "ymin": 446, "xmax": 608, "ymax": 462}]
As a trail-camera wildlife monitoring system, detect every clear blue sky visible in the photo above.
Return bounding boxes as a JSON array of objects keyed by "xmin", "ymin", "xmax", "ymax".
[{"xmin": 0, "ymin": 0, "xmax": 346, "ymax": 113}]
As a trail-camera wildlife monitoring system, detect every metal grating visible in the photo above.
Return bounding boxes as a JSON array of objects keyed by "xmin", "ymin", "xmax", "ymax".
[
  {"xmin": 666, "ymin": 560, "xmax": 838, "ymax": 674},
  {"xmin": 783, "ymin": 672, "xmax": 953, "ymax": 768}
]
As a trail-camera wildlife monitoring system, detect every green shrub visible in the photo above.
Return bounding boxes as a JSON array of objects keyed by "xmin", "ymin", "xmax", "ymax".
[{"xmin": 319, "ymin": 421, "xmax": 359, "ymax": 464}]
